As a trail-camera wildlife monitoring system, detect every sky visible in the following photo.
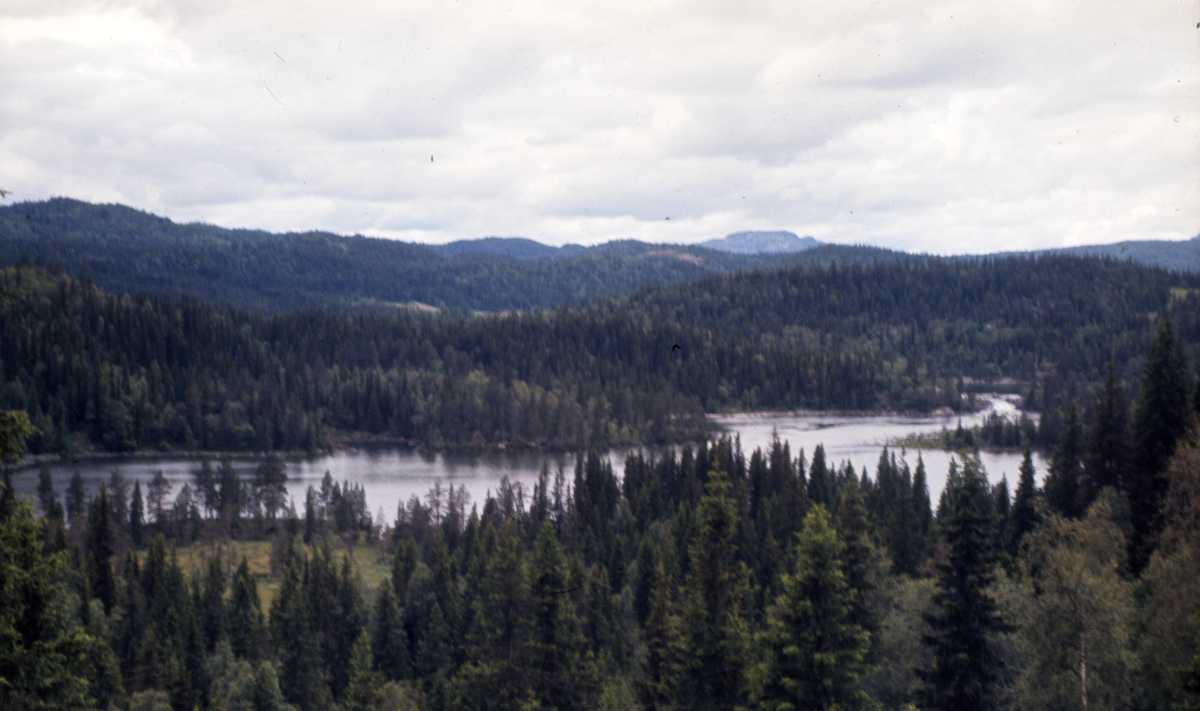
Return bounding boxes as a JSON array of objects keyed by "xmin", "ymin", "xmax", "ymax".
[{"xmin": 1, "ymin": 0, "xmax": 1198, "ymax": 254}]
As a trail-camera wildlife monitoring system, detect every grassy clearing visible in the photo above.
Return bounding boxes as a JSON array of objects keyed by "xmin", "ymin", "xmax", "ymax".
[{"xmin": 143, "ymin": 536, "xmax": 393, "ymax": 611}]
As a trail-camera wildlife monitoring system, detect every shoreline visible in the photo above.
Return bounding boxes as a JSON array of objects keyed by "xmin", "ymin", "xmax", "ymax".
[{"xmin": 11, "ymin": 396, "xmax": 1025, "ymax": 471}]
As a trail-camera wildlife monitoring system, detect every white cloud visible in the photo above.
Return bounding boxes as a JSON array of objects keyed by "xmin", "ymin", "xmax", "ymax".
[{"xmin": 0, "ymin": 0, "xmax": 1196, "ymax": 250}]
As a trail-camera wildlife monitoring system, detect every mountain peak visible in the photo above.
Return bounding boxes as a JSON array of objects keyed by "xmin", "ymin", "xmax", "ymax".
[{"xmin": 699, "ymin": 231, "xmax": 820, "ymax": 254}]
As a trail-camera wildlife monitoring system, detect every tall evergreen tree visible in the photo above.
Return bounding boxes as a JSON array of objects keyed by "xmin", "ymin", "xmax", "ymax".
[
  {"xmin": 1083, "ymin": 363, "xmax": 1131, "ymax": 505},
  {"xmin": 755, "ymin": 505, "xmax": 872, "ymax": 711},
  {"xmin": 227, "ymin": 558, "xmax": 268, "ymax": 660},
  {"xmin": 200, "ymin": 555, "xmax": 226, "ymax": 653},
  {"xmin": 342, "ymin": 630, "xmax": 381, "ymax": 711},
  {"xmin": 457, "ymin": 520, "xmax": 533, "ymax": 709},
  {"xmin": 528, "ymin": 521, "xmax": 592, "ymax": 710},
  {"xmin": 270, "ymin": 557, "xmax": 330, "ymax": 711},
  {"xmin": 807, "ymin": 445, "xmax": 834, "ymax": 510},
  {"xmin": 1044, "ymin": 402, "xmax": 1085, "ymax": 519},
  {"xmin": 637, "ymin": 561, "xmax": 685, "ymax": 711},
  {"xmin": 919, "ymin": 456, "xmax": 1010, "ymax": 711},
  {"xmin": 372, "ymin": 579, "xmax": 409, "ymax": 682},
  {"xmin": 65, "ymin": 471, "xmax": 86, "ymax": 524},
  {"xmin": 1007, "ymin": 447, "xmax": 1039, "ymax": 558},
  {"xmin": 835, "ymin": 473, "xmax": 880, "ymax": 635},
  {"xmin": 129, "ymin": 480, "xmax": 145, "ymax": 546},
  {"xmin": 86, "ymin": 485, "xmax": 117, "ymax": 615},
  {"xmin": 255, "ymin": 455, "xmax": 288, "ymax": 521},
  {"xmin": 1130, "ymin": 318, "xmax": 1191, "ymax": 572},
  {"xmin": 680, "ymin": 469, "xmax": 752, "ymax": 711},
  {"xmin": 0, "ymin": 496, "xmax": 91, "ymax": 708}
]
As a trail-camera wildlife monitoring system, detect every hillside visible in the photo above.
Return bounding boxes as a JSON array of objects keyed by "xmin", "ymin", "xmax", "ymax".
[
  {"xmin": 0, "ymin": 199, "xmax": 899, "ymax": 314},
  {"xmin": 3, "ymin": 250, "xmax": 1198, "ymax": 456},
  {"xmin": 989, "ymin": 234, "xmax": 1200, "ymax": 273}
]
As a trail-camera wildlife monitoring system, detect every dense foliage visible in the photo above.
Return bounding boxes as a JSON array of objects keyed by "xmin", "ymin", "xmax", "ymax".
[
  {"xmin": 4, "ymin": 251, "xmax": 1198, "ymax": 455},
  {"xmin": 4, "ymin": 391, "xmax": 1198, "ymax": 711},
  {"xmin": 0, "ymin": 198, "xmax": 905, "ymax": 314},
  {"xmin": 0, "ymin": 264, "xmax": 980, "ymax": 455}
]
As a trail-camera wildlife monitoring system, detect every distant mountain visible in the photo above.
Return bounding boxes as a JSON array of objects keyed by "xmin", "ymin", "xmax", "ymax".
[
  {"xmin": 0, "ymin": 198, "xmax": 901, "ymax": 314},
  {"xmin": 432, "ymin": 237, "xmax": 587, "ymax": 261},
  {"xmin": 1036, "ymin": 235, "xmax": 1200, "ymax": 273},
  {"xmin": 699, "ymin": 231, "xmax": 821, "ymax": 254}
]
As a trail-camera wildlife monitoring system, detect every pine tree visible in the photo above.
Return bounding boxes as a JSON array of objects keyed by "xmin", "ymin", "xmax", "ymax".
[
  {"xmin": 270, "ymin": 557, "xmax": 330, "ymax": 711},
  {"xmin": 66, "ymin": 471, "xmax": 86, "ymax": 524},
  {"xmin": 755, "ymin": 505, "xmax": 872, "ymax": 711},
  {"xmin": 1130, "ymin": 318, "xmax": 1191, "ymax": 572},
  {"xmin": 372, "ymin": 579, "xmax": 409, "ymax": 682},
  {"xmin": 457, "ymin": 520, "xmax": 534, "ymax": 708},
  {"xmin": 201, "ymin": 554, "xmax": 226, "ymax": 653},
  {"xmin": 1044, "ymin": 402, "xmax": 1085, "ymax": 518},
  {"xmin": 255, "ymin": 454, "xmax": 288, "ymax": 521},
  {"xmin": 147, "ymin": 469, "xmax": 172, "ymax": 526},
  {"xmin": 130, "ymin": 479, "xmax": 145, "ymax": 546},
  {"xmin": 1083, "ymin": 362, "xmax": 1131, "ymax": 505},
  {"xmin": 528, "ymin": 521, "xmax": 593, "ymax": 710},
  {"xmin": 680, "ymin": 468, "xmax": 752, "ymax": 711},
  {"xmin": 1007, "ymin": 447, "xmax": 1039, "ymax": 558},
  {"xmin": 918, "ymin": 456, "xmax": 1010, "ymax": 711},
  {"xmin": 86, "ymin": 484, "xmax": 117, "ymax": 614},
  {"xmin": 228, "ymin": 557, "xmax": 268, "ymax": 660},
  {"xmin": 808, "ymin": 444, "xmax": 834, "ymax": 510},
  {"xmin": 343, "ymin": 630, "xmax": 381, "ymax": 711},
  {"xmin": 835, "ymin": 473, "xmax": 880, "ymax": 635},
  {"xmin": 637, "ymin": 561, "xmax": 685, "ymax": 711},
  {"xmin": 0, "ymin": 496, "xmax": 91, "ymax": 707}
]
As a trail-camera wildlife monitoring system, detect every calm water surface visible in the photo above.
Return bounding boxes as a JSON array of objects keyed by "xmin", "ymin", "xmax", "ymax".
[{"xmin": 12, "ymin": 396, "xmax": 1046, "ymax": 517}]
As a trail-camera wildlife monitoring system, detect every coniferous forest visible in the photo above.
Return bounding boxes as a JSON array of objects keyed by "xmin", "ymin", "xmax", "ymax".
[{"xmin": 2, "ymin": 212, "xmax": 1200, "ymax": 711}]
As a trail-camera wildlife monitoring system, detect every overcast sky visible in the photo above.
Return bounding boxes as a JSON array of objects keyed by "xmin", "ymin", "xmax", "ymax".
[{"xmin": 2, "ymin": 0, "xmax": 1197, "ymax": 253}]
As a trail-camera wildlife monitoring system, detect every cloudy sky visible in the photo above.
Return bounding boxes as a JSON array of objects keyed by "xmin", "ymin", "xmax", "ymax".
[{"xmin": 1, "ymin": 0, "xmax": 1197, "ymax": 253}]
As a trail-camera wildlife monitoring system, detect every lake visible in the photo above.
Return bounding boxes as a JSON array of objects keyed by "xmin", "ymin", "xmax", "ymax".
[{"xmin": 10, "ymin": 395, "xmax": 1046, "ymax": 519}]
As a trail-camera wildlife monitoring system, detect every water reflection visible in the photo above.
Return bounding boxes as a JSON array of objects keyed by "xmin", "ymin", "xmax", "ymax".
[{"xmin": 11, "ymin": 396, "xmax": 1045, "ymax": 516}]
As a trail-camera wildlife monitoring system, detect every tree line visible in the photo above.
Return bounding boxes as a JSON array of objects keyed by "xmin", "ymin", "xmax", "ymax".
[
  {"xmin": 0, "ymin": 263, "xmax": 977, "ymax": 456},
  {"xmin": 0, "ymin": 198, "xmax": 905, "ymax": 314},
  {"xmin": 3, "ymin": 314, "xmax": 1199, "ymax": 710}
]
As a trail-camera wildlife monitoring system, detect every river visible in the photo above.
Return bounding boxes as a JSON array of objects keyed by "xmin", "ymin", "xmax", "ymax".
[{"xmin": 9, "ymin": 396, "xmax": 1046, "ymax": 519}]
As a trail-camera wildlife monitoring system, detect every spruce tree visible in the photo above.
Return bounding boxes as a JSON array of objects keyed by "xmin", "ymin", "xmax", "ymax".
[
  {"xmin": 756, "ymin": 505, "xmax": 872, "ymax": 711},
  {"xmin": 86, "ymin": 485, "xmax": 117, "ymax": 614},
  {"xmin": 200, "ymin": 555, "xmax": 226, "ymax": 653},
  {"xmin": 1007, "ymin": 447, "xmax": 1039, "ymax": 558},
  {"xmin": 919, "ymin": 456, "xmax": 1010, "ymax": 711},
  {"xmin": 637, "ymin": 561, "xmax": 685, "ymax": 711},
  {"xmin": 227, "ymin": 558, "xmax": 268, "ymax": 660},
  {"xmin": 1130, "ymin": 318, "xmax": 1191, "ymax": 572},
  {"xmin": 1044, "ymin": 402, "xmax": 1085, "ymax": 518},
  {"xmin": 528, "ymin": 521, "xmax": 592, "ymax": 710},
  {"xmin": 680, "ymin": 469, "xmax": 752, "ymax": 711},
  {"xmin": 0, "ymin": 496, "xmax": 91, "ymax": 707},
  {"xmin": 1083, "ymin": 362, "xmax": 1131, "ymax": 504},
  {"xmin": 343, "ymin": 630, "xmax": 381, "ymax": 711},
  {"xmin": 808, "ymin": 445, "xmax": 833, "ymax": 510},
  {"xmin": 372, "ymin": 579, "xmax": 409, "ymax": 682},
  {"xmin": 835, "ymin": 473, "xmax": 879, "ymax": 635},
  {"xmin": 270, "ymin": 557, "xmax": 330, "ymax": 711},
  {"xmin": 129, "ymin": 480, "xmax": 145, "ymax": 546},
  {"xmin": 66, "ymin": 471, "xmax": 86, "ymax": 524}
]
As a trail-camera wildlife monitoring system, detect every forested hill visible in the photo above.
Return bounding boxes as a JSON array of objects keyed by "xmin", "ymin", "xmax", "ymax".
[
  {"xmin": 0, "ymin": 198, "xmax": 902, "ymax": 314},
  {"xmin": 3, "ymin": 252, "xmax": 1199, "ymax": 456},
  {"xmin": 606, "ymin": 254, "xmax": 1200, "ymax": 377},
  {"xmin": 1019, "ymin": 234, "xmax": 1200, "ymax": 273},
  {"xmin": 596, "ymin": 254, "xmax": 1200, "ymax": 439}
]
